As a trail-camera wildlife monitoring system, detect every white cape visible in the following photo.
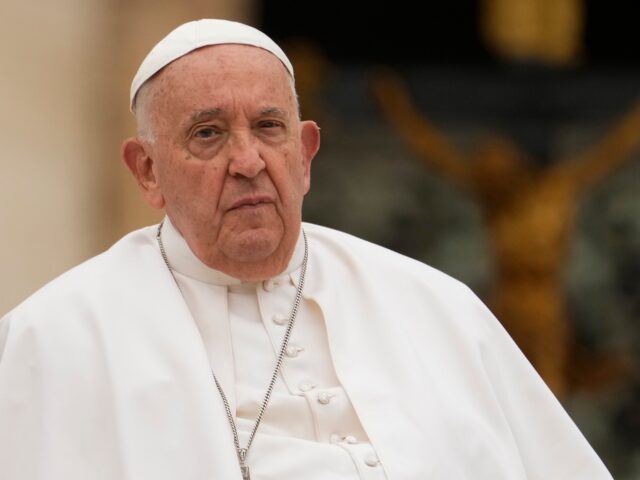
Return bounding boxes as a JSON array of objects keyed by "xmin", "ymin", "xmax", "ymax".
[{"xmin": 0, "ymin": 223, "xmax": 612, "ymax": 479}]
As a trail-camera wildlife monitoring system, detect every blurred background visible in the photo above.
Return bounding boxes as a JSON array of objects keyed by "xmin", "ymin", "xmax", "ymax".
[{"xmin": 1, "ymin": 0, "xmax": 639, "ymax": 476}]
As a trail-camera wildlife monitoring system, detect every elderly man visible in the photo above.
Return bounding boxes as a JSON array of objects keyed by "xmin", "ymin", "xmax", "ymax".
[{"xmin": 0, "ymin": 19, "xmax": 612, "ymax": 480}]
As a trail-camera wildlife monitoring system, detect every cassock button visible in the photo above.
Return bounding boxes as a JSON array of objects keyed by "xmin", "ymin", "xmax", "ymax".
[
  {"xmin": 272, "ymin": 315, "xmax": 288, "ymax": 326},
  {"xmin": 317, "ymin": 391, "xmax": 335, "ymax": 405},
  {"xmin": 330, "ymin": 434, "xmax": 357, "ymax": 444},
  {"xmin": 364, "ymin": 453, "xmax": 381, "ymax": 467},
  {"xmin": 262, "ymin": 279, "xmax": 280, "ymax": 292},
  {"xmin": 298, "ymin": 381, "xmax": 316, "ymax": 393},
  {"xmin": 286, "ymin": 345, "xmax": 304, "ymax": 358}
]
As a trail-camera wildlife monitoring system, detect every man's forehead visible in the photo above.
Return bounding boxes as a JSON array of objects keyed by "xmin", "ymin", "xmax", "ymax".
[
  {"xmin": 147, "ymin": 48, "xmax": 296, "ymax": 118},
  {"xmin": 163, "ymin": 43, "xmax": 288, "ymax": 78},
  {"xmin": 130, "ymin": 19, "xmax": 294, "ymax": 111}
]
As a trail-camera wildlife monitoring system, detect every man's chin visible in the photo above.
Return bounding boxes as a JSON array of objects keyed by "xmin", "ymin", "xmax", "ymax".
[{"xmin": 220, "ymin": 225, "xmax": 284, "ymax": 264}]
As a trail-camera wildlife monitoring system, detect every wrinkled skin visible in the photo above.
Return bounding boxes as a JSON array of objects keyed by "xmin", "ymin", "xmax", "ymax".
[{"xmin": 122, "ymin": 45, "xmax": 321, "ymax": 281}]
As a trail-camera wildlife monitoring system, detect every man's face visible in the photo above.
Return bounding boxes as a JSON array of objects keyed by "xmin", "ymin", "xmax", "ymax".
[{"xmin": 130, "ymin": 44, "xmax": 320, "ymax": 280}]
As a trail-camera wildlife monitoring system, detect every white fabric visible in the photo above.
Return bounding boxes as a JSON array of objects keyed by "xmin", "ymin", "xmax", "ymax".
[
  {"xmin": 161, "ymin": 218, "xmax": 384, "ymax": 479},
  {"xmin": 0, "ymin": 223, "xmax": 613, "ymax": 479},
  {"xmin": 130, "ymin": 19, "xmax": 294, "ymax": 110}
]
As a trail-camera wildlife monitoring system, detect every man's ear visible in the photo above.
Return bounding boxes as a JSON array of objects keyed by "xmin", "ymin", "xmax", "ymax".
[
  {"xmin": 121, "ymin": 138, "xmax": 165, "ymax": 209},
  {"xmin": 300, "ymin": 121, "xmax": 321, "ymax": 193}
]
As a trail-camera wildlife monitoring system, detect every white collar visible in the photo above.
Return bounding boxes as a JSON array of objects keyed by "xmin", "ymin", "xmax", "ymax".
[{"xmin": 160, "ymin": 216, "xmax": 305, "ymax": 286}]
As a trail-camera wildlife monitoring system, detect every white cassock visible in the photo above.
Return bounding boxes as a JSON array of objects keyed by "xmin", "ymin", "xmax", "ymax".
[{"xmin": 0, "ymin": 221, "xmax": 612, "ymax": 480}]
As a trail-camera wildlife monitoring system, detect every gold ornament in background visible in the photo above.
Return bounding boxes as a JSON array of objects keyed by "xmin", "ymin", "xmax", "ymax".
[
  {"xmin": 481, "ymin": 0, "xmax": 584, "ymax": 65},
  {"xmin": 371, "ymin": 68, "xmax": 640, "ymax": 397}
]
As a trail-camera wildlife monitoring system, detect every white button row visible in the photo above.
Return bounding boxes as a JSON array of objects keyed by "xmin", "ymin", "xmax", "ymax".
[
  {"xmin": 330, "ymin": 435, "xmax": 382, "ymax": 469},
  {"xmin": 297, "ymin": 383, "xmax": 340, "ymax": 406}
]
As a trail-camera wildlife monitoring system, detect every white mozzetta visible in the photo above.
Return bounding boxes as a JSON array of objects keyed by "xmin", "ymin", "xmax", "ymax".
[{"xmin": 0, "ymin": 222, "xmax": 613, "ymax": 480}]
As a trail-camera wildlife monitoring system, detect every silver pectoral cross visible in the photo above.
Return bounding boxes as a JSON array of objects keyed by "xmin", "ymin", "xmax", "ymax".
[
  {"xmin": 238, "ymin": 448, "xmax": 250, "ymax": 480},
  {"xmin": 240, "ymin": 465, "xmax": 250, "ymax": 480}
]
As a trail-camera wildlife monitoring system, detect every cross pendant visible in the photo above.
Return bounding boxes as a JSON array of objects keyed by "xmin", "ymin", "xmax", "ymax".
[{"xmin": 240, "ymin": 465, "xmax": 250, "ymax": 480}]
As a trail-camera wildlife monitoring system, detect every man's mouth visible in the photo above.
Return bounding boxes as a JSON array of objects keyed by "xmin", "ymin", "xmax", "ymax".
[{"xmin": 230, "ymin": 196, "xmax": 273, "ymax": 210}]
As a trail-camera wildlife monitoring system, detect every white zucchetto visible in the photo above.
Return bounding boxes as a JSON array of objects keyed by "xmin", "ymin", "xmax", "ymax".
[{"xmin": 129, "ymin": 18, "xmax": 295, "ymax": 110}]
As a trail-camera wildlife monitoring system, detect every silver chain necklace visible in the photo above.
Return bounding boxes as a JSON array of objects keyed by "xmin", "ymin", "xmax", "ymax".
[{"xmin": 156, "ymin": 221, "xmax": 309, "ymax": 480}]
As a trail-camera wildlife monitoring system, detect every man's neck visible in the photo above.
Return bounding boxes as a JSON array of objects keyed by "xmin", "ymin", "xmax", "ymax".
[{"xmin": 160, "ymin": 218, "xmax": 305, "ymax": 285}]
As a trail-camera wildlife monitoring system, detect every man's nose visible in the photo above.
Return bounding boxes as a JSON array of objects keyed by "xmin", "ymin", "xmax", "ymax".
[{"xmin": 226, "ymin": 131, "xmax": 265, "ymax": 178}]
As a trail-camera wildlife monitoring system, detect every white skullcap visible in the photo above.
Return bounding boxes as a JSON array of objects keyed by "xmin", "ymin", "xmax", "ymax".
[{"xmin": 130, "ymin": 18, "xmax": 294, "ymax": 110}]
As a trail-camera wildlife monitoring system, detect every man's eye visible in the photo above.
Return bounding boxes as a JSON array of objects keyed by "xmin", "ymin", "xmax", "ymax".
[
  {"xmin": 193, "ymin": 127, "xmax": 218, "ymax": 139},
  {"xmin": 259, "ymin": 120, "xmax": 283, "ymax": 129}
]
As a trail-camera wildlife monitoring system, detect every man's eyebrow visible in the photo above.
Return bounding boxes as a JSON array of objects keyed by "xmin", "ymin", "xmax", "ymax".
[
  {"xmin": 190, "ymin": 108, "xmax": 224, "ymax": 123},
  {"xmin": 259, "ymin": 107, "xmax": 288, "ymax": 118},
  {"xmin": 189, "ymin": 107, "xmax": 288, "ymax": 122}
]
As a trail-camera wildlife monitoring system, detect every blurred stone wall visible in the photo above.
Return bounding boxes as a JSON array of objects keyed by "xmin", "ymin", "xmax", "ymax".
[{"xmin": 0, "ymin": 0, "xmax": 254, "ymax": 315}]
